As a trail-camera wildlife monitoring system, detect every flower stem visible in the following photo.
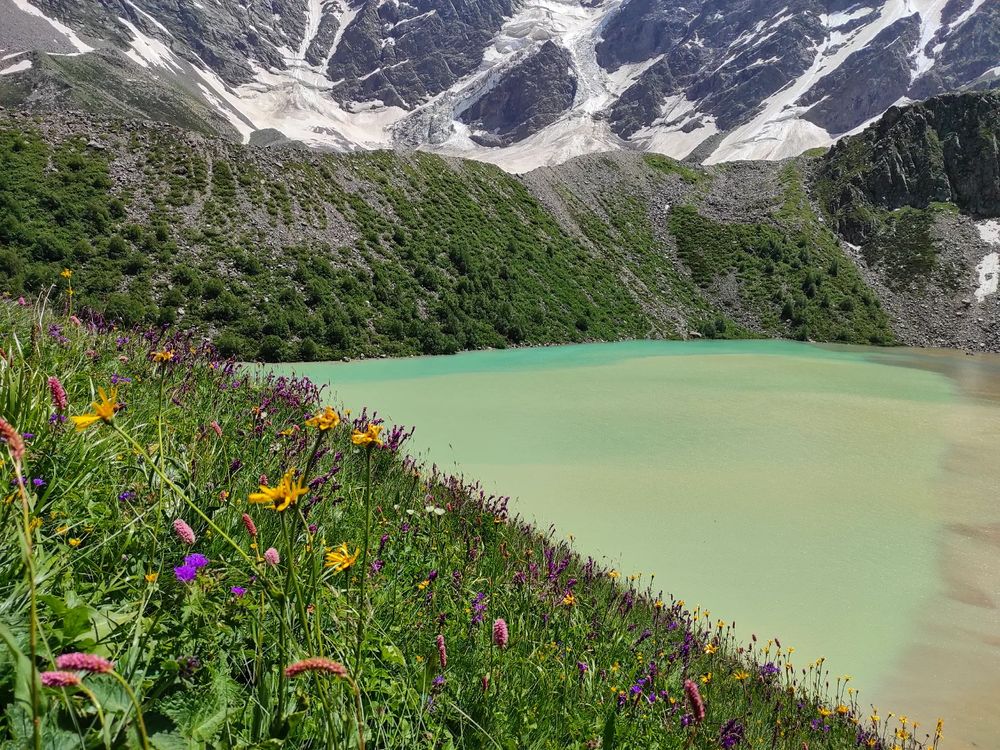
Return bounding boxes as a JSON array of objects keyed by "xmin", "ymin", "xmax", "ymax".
[
  {"xmin": 353, "ymin": 447, "xmax": 373, "ymax": 675},
  {"xmin": 11, "ymin": 455, "xmax": 41, "ymax": 750},
  {"xmin": 110, "ymin": 670, "xmax": 150, "ymax": 750}
]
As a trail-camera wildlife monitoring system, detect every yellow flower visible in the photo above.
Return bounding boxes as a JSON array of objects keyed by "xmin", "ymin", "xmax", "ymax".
[
  {"xmin": 608, "ymin": 570, "xmax": 620, "ymax": 579},
  {"xmin": 704, "ymin": 643, "xmax": 717, "ymax": 655},
  {"xmin": 870, "ymin": 714, "xmax": 881, "ymax": 724},
  {"xmin": 56, "ymin": 525, "xmax": 69, "ymax": 535},
  {"xmin": 152, "ymin": 350, "xmax": 174, "ymax": 362},
  {"xmin": 324, "ymin": 543, "xmax": 359, "ymax": 572},
  {"xmin": 351, "ymin": 423, "xmax": 384, "ymax": 448},
  {"xmin": 145, "ymin": 572, "xmax": 159, "ymax": 583},
  {"xmin": 836, "ymin": 704, "xmax": 850, "ymax": 716},
  {"xmin": 819, "ymin": 708, "xmax": 833, "ymax": 718},
  {"xmin": 561, "ymin": 592, "xmax": 576, "ymax": 606},
  {"xmin": 417, "ymin": 579, "xmax": 430, "ymax": 591},
  {"xmin": 653, "ymin": 599, "xmax": 663, "ymax": 610},
  {"xmin": 71, "ymin": 387, "xmax": 118, "ymax": 431},
  {"xmin": 60, "ymin": 269, "xmax": 73, "ymax": 279},
  {"xmin": 248, "ymin": 468, "xmax": 308, "ymax": 512},
  {"xmin": 733, "ymin": 670, "xmax": 749, "ymax": 681},
  {"xmin": 306, "ymin": 407, "xmax": 341, "ymax": 431},
  {"xmin": 700, "ymin": 672, "xmax": 712, "ymax": 684},
  {"xmin": 935, "ymin": 719, "xmax": 943, "ymax": 738},
  {"xmin": 68, "ymin": 538, "xmax": 82, "ymax": 547}
]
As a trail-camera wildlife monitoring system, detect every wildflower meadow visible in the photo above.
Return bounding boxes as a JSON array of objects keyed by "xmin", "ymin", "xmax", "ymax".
[{"xmin": 0, "ymin": 293, "xmax": 942, "ymax": 749}]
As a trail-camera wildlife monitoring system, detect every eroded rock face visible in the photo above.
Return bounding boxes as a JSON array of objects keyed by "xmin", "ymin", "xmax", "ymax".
[
  {"xmin": 801, "ymin": 16, "xmax": 921, "ymax": 134},
  {"xmin": 458, "ymin": 42, "xmax": 577, "ymax": 146},
  {"xmin": 325, "ymin": 0, "xmax": 516, "ymax": 108}
]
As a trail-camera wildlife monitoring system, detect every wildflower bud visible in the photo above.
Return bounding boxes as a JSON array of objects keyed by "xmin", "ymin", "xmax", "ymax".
[
  {"xmin": 48, "ymin": 377, "xmax": 68, "ymax": 412},
  {"xmin": 284, "ymin": 657, "xmax": 349, "ymax": 679},
  {"xmin": 492, "ymin": 618, "xmax": 509, "ymax": 649},
  {"xmin": 436, "ymin": 634, "xmax": 447, "ymax": 669},
  {"xmin": 210, "ymin": 421, "xmax": 222, "ymax": 437},
  {"xmin": 172, "ymin": 519, "xmax": 196, "ymax": 546},
  {"xmin": 481, "ymin": 674, "xmax": 490, "ymax": 693},
  {"xmin": 55, "ymin": 652, "xmax": 114, "ymax": 674},
  {"xmin": 264, "ymin": 547, "xmax": 280, "ymax": 566},
  {"xmin": 0, "ymin": 417, "xmax": 25, "ymax": 462},
  {"xmin": 241, "ymin": 513, "xmax": 258, "ymax": 537},
  {"xmin": 41, "ymin": 671, "xmax": 81, "ymax": 687},
  {"xmin": 683, "ymin": 679, "xmax": 706, "ymax": 724}
]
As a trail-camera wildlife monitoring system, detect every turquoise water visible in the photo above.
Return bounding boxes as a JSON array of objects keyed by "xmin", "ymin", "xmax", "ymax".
[{"xmin": 271, "ymin": 340, "xmax": 1000, "ymax": 747}]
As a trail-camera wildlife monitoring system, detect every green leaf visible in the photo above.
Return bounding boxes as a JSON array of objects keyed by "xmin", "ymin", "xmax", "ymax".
[
  {"xmin": 0, "ymin": 620, "xmax": 42, "ymax": 712},
  {"xmin": 602, "ymin": 708, "xmax": 616, "ymax": 750},
  {"xmin": 380, "ymin": 643, "xmax": 406, "ymax": 668}
]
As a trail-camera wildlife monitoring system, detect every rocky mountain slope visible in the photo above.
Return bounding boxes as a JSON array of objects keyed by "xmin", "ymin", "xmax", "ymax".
[
  {"xmin": 0, "ymin": 92, "xmax": 997, "ymax": 359},
  {"xmin": 0, "ymin": 0, "xmax": 997, "ymax": 171}
]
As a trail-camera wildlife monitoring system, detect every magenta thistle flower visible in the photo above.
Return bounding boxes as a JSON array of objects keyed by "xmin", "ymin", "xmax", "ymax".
[
  {"xmin": 284, "ymin": 657, "xmax": 349, "ymax": 679},
  {"xmin": 174, "ymin": 564, "xmax": 197, "ymax": 582},
  {"xmin": 263, "ymin": 547, "xmax": 280, "ymax": 566},
  {"xmin": 48, "ymin": 377, "xmax": 68, "ymax": 412},
  {"xmin": 492, "ymin": 618, "xmax": 509, "ymax": 649},
  {"xmin": 55, "ymin": 653, "xmax": 114, "ymax": 674},
  {"xmin": 683, "ymin": 679, "xmax": 705, "ymax": 724},
  {"xmin": 230, "ymin": 586, "xmax": 247, "ymax": 597},
  {"xmin": 172, "ymin": 519, "xmax": 196, "ymax": 545},
  {"xmin": 41, "ymin": 671, "xmax": 81, "ymax": 687},
  {"xmin": 184, "ymin": 553, "xmax": 208, "ymax": 568},
  {"xmin": 241, "ymin": 513, "xmax": 258, "ymax": 537},
  {"xmin": 436, "ymin": 634, "xmax": 447, "ymax": 669}
]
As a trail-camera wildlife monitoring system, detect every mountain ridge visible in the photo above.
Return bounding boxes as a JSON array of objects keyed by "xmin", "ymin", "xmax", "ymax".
[{"xmin": 1, "ymin": 0, "xmax": 997, "ymax": 171}]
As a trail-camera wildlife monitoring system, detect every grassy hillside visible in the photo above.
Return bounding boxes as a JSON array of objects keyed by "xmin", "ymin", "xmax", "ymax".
[
  {"xmin": 0, "ymin": 298, "xmax": 938, "ymax": 749},
  {"xmin": 0, "ymin": 112, "xmax": 896, "ymax": 361}
]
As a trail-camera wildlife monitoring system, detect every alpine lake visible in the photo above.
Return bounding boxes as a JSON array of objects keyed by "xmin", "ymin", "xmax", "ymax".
[{"xmin": 271, "ymin": 340, "xmax": 1000, "ymax": 749}]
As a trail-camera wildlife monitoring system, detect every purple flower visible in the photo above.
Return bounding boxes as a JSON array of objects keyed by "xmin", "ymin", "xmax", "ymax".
[
  {"xmin": 759, "ymin": 662, "xmax": 780, "ymax": 680},
  {"xmin": 110, "ymin": 374, "xmax": 132, "ymax": 385},
  {"xmin": 371, "ymin": 559, "xmax": 384, "ymax": 574},
  {"xmin": 32, "ymin": 478, "xmax": 46, "ymax": 488},
  {"xmin": 230, "ymin": 586, "xmax": 247, "ymax": 597},
  {"xmin": 432, "ymin": 674, "xmax": 445, "ymax": 689},
  {"xmin": 184, "ymin": 554, "xmax": 209, "ymax": 568},
  {"xmin": 118, "ymin": 491, "xmax": 136, "ymax": 502},
  {"xmin": 720, "ymin": 719, "xmax": 745, "ymax": 749},
  {"xmin": 174, "ymin": 565, "xmax": 198, "ymax": 583},
  {"xmin": 470, "ymin": 592, "xmax": 487, "ymax": 626},
  {"xmin": 577, "ymin": 661, "xmax": 588, "ymax": 677}
]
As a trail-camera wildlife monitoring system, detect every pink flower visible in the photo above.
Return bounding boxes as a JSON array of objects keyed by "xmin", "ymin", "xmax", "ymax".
[
  {"xmin": 436, "ymin": 634, "xmax": 447, "ymax": 669},
  {"xmin": 241, "ymin": 513, "xmax": 258, "ymax": 537},
  {"xmin": 0, "ymin": 417, "xmax": 25, "ymax": 462},
  {"xmin": 210, "ymin": 421, "xmax": 222, "ymax": 437},
  {"xmin": 492, "ymin": 618, "xmax": 509, "ymax": 649},
  {"xmin": 683, "ymin": 679, "xmax": 705, "ymax": 723},
  {"xmin": 68, "ymin": 315, "xmax": 82, "ymax": 327},
  {"xmin": 48, "ymin": 377, "xmax": 68, "ymax": 412},
  {"xmin": 172, "ymin": 519, "xmax": 196, "ymax": 546},
  {"xmin": 17, "ymin": 297, "xmax": 27, "ymax": 306},
  {"xmin": 41, "ymin": 671, "xmax": 81, "ymax": 687},
  {"xmin": 55, "ymin": 653, "xmax": 114, "ymax": 674},
  {"xmin": 284, "ymin": 658, "xmax": 348, "ymax": 679},
  {"xmin": 263, "ymin": 547, "xmax": 280, "ymax": 566}
]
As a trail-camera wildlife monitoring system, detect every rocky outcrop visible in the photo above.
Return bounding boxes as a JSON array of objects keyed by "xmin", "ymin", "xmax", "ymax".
[
  {"xmin": 820, "ymin": 91, "xmax": 1000, "ymax": 244},
  {"xmin": 458, "ymin": 42, "xmax": 577, "ymax": 146}
]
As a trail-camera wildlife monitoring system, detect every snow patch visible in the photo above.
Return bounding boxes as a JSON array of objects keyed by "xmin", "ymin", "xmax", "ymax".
[
  {"xmin": 117, "ymin": 17, "xmax": 184, "ymax": 72},
  {"xmin": 8, "ymin": 0, "xmax": 94, "ymax": 53},
  {"xmin": 974, "ymin": 253, "xmax": 999, "ymax": 303},
  {"xmin": 0, "ymin": 59, "xmax": 32, "ymax": 75},
  {"xmin": 706, "ymin": 0, "xmax": 929, "ymax": 164},
  {"xmin": 910, "ymin": 0, "xmax": 950, "ymax": 80},
  {"xmin": 977, "ymin": 220, "xmax": 1000, "ymax": 246}
]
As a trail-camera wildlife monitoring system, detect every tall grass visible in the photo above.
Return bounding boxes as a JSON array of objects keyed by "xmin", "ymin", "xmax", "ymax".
[{"xmin": 0, "ymin": 295, "xmax": 940, "ymax": 749}]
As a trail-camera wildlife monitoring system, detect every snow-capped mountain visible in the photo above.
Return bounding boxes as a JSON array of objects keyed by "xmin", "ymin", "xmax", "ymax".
[{"xmin": 1, "ymin": 0, "xmax": 997, "ymax": 171}]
